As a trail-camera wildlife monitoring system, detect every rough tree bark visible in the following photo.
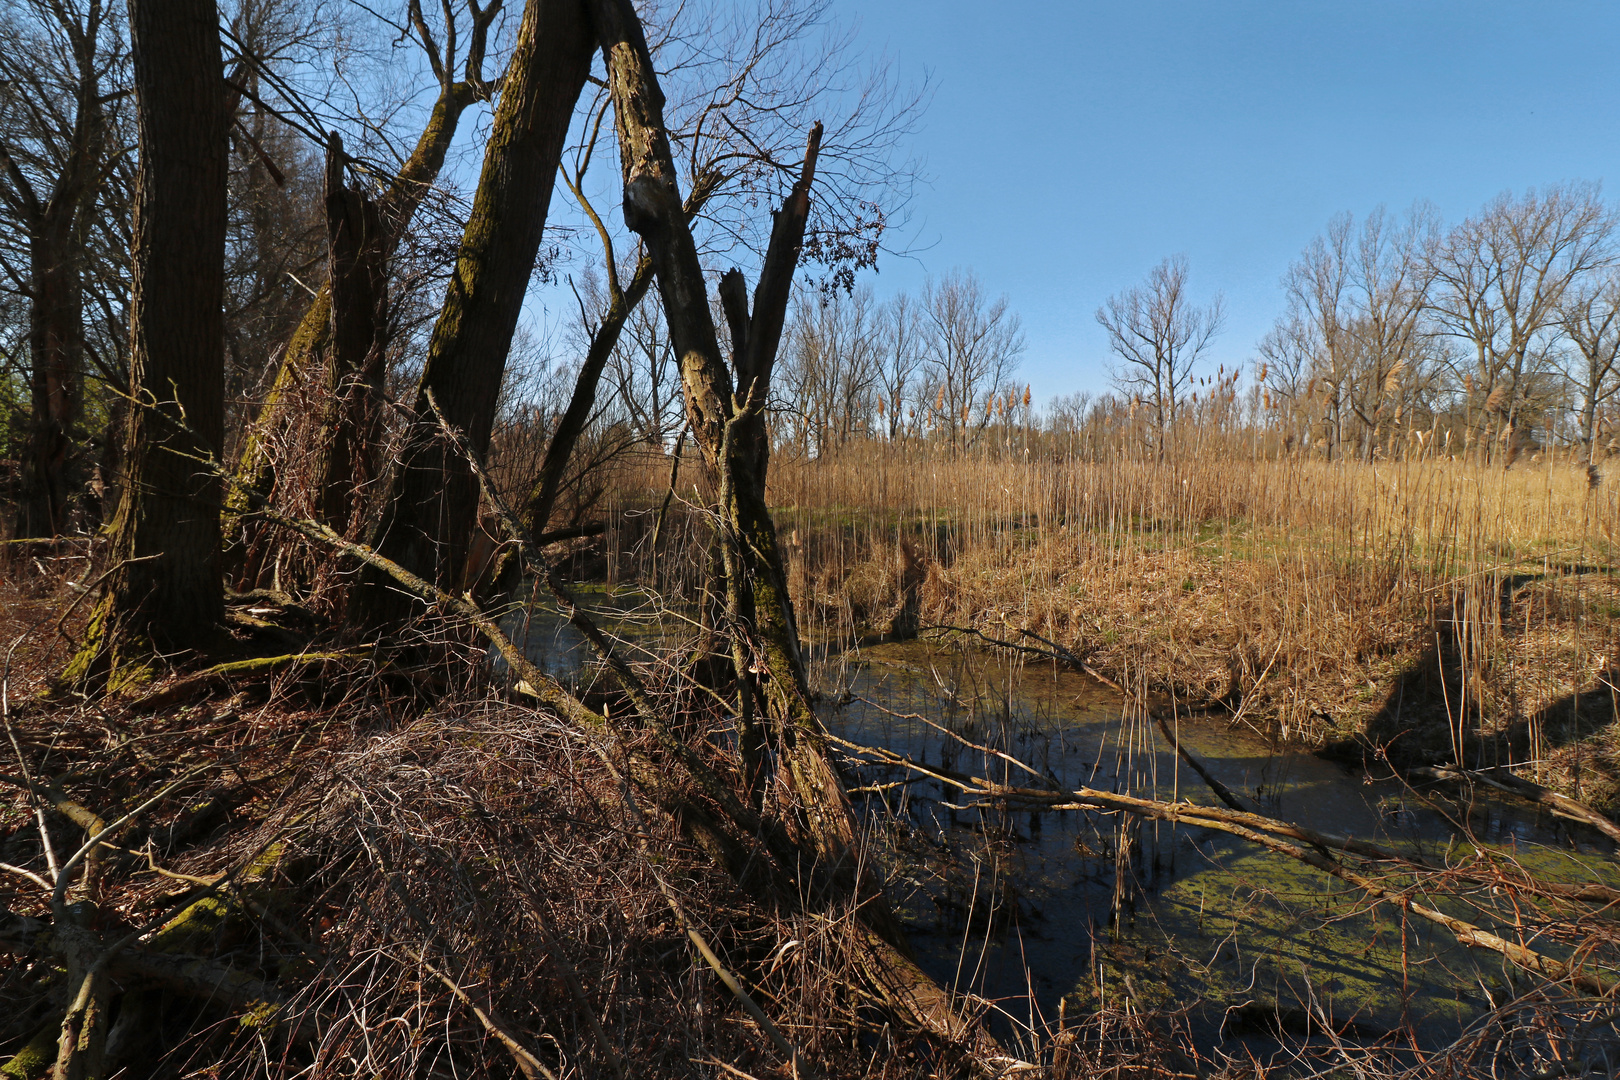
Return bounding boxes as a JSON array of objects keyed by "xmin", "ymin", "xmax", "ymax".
[
  {"xmin": 350, "ymin": 0, "xmax": 593, "ymax": 627},
  {"xmin": 63, "ymin": 0, "xmax": 230, "ymax": 689},
  {"xmin": 223, "ymin": 0, "xmax": 504, "ymax": 574},
  {"xmin": 584, "ymin": 0, "xmax": 989, "ymax": 1051}
]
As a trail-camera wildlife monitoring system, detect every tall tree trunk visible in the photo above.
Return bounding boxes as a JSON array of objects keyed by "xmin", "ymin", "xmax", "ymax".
[
  {"xmin": 223, "ymin": 73, "xmax": 492, "ymax": 574},
  {"xmin": 350, "ymin": 0, "xmax": 592, "ymax": 628},
  {"xmin": 20, "ymin": 217, "xmax": 85, "ymax": 537},
  {"xmin": 65, "ymin": 0, "xmax": 229, "ymax": 689}
]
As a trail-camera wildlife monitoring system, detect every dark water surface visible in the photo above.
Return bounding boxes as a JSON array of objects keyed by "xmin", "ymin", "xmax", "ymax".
[
  {"xmin": 510, "ymin": 595, "xmax": 1618, "ymax": 1049},
  {"xmin": 816, "ymin": 640, "xmax": 1619, "ymax": 1047}
]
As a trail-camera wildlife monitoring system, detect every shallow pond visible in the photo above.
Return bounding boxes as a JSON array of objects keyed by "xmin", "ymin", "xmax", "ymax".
[
  {"xmin": 510, "ymin": 594, "xmax": 1620, "ymax": 1050},
  {"xmin": 816, "ymin": 639, "xmax": 1620, "ymax": 1047}
]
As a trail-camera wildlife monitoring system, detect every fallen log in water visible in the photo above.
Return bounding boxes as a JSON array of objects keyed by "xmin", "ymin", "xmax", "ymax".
[
  {"xmin": 1410, "ymin": 763, "xmax": 1620, "ymax": 846},
  {"xmin": 830, "ymin": 731, "xmax": 1618, "ymax": 997}
]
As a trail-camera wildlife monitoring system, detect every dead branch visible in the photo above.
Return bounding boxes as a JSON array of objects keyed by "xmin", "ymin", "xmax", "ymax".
[
  {"xmin": 831, "ymin": 731, "xmax": 1617, "ymax": 996},
  {"xmin": 1413, "ymin": 764, "xmax": 1620, "ymax": 846},
  {"xmin": 592, "ymin": 744, "xmax": 812, "ymax": 1077},
  {"xmin": 411, "ymin": 950, "xmax": 559, "ymax": 1080}
]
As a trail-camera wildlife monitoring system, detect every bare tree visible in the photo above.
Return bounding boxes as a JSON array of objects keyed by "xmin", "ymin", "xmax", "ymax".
[
  {"xmin": 516, "ymin": 0, "xmax": 928, "ymax": 537},
  {"xmin": 1342, "ymin": 206, "xmax": 1439, "ymax": 458},
  {"xmin": 1096, "ymin": 253, "xmax": 1223, "ymax": 456},
  {"xmin": 1254, "ymin": 313, "xmax": 1319, "ymax": 453},
  {"xmin": 589, "ymin": 4, "xmax": 974, "ymax": 1042},
  {"xmin": 1279, "ymin": 206, "xmax": 1439, "ymax": 461},
  {"xmin": 612, "ymin": 0, "xmax": 926, "ymax": 279},
  {"xmin": 0, "ymin": 0, "xmax": 129, "ymax": 535},
  {"xmin": 917, "ymin": 268, "xmax": 1024, "ymax": 449},
  {"xmin": 778, "ymin": 282, "xmax": 881, "ymax": 454},
  {"xmin": 1428, "ymin": 183, "xmax": 1614, "ymax": 464},
  {"xmin": 875, "ymin": 289, "xmax": 919, "ymax": 440},
  {"xmin": 1558, "ymin": 266, "xmax": 1620, "ymax": 466}
]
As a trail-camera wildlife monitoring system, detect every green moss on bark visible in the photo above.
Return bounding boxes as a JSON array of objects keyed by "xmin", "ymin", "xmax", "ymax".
[
  {"xmin": 0, "ymin": 1021, "xmax": 60, "ymax": 1080},
  {"xmin": 59, "ymin": 593, "xmax": 157, "ymax": 695}
]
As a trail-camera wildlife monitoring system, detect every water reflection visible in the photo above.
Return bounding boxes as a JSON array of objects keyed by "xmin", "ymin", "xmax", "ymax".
[{"xmin": 817, "ymin": 640, "xmax": 1619, "ymax": 1048}]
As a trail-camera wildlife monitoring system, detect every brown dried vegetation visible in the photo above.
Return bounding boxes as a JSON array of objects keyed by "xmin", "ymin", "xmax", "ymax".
[{"xmin": 771, "ymin": 441, "xmax": 1620, "ymax": 807}]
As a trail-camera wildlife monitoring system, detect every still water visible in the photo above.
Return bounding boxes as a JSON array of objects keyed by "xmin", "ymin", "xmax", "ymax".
[
  {"xmin": 817, "ymin": 640, "xmax": 1618, "ymax": 1046},
  {"xmin": 511, "ymin": 595, "xmax": 1619, "ymax": 1047}
]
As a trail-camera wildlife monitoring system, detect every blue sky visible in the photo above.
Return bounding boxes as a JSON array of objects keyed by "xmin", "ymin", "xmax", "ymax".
[{"xmin": 832, "ymin": 1, "xmax": 1620, "ymax": 405}]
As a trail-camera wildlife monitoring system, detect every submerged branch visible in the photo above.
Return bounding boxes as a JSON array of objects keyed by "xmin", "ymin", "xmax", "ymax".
[{"xmin": 831, "ymin": 731, "xmax": 1617, "ymax": 996}]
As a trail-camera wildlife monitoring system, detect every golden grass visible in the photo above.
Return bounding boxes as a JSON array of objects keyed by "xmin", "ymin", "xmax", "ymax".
[{"xmin": 766, "ymin": 440, "xmax": 1620, "ymax": 801}]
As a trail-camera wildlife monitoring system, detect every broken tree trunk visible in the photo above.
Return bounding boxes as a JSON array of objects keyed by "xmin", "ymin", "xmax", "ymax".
[
  {"xmin": 583, "ymin": 0, "xmax": 1004, "ymax": 1056},
  {"xmin": 589, "ymin": 0, "xmax": 852, "ymax": 879},
  {"xmin": 231, "ymin": 132, "xmax": 391, "ymax": 596},
  {"xmin": 224, "ymin": 1, "xmax": 504, "ymax": 578},
  {"xmin": 312, "ymin": 132, "xmax": 389, "ymax": 533}
]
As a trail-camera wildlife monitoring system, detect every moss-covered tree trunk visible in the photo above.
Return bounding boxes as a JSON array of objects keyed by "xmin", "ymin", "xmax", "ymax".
[
  {"xmin": 351, "ymin": 0, "xmax": 592, "ymax": 628},
  {"xmin": 224, "ymin": 31, "xmax": 498, "ymax": 578},
  {"xmin": 64, "ymin": 0, "xmax": 229, "ymax": 689}
]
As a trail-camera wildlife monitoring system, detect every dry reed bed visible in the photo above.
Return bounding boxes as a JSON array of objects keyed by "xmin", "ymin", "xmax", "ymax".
[
  {"xmin": 770, "ymin": 446, "xmax": 1620, "ymax": 799},
  {"xmin": 0, "ymin": 553, "xmax": 1614, "ymax": 1076}
]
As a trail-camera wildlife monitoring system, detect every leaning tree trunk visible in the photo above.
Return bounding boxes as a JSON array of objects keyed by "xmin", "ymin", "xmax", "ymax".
[
  {"xmin": 350, "ymin": 0, "xmax": 593, "ymax": 628},
  {"xmin": 585, "ymin": 2, "xmax": 991, "ymax": 1051},
  {"xmin": 64, "ymin": 0, "xmax": 229, "ymax": 690},
  {"xmin": 523, "ymin": 257, "xmax": 655, "ymax": 539}
]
